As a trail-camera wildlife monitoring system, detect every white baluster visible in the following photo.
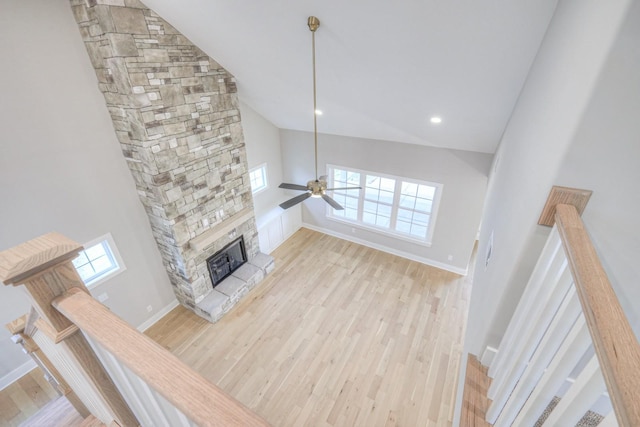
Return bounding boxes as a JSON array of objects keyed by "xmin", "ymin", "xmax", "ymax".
[
  {"xmin": 488, "ymin": 228, "xmax": 562, "ymax": 381},
  {"xmin": 544, "ymin": 354, "xmax": 606, "ymax": 426},
  {"xmin": 131, "ymin": 369, "xmax": 173, "ymax": 426},
  {"xmin": 487, "ymin": 262, "xmax": 573, "ymax": 423},
  {"xmin": 151, "ymin": 386, "xmax": 194, "ymax": 427},
  {"xmin": 87, "ymin": 334, "xmax": 176, "ymax": 427},
  {"xmin": 92, "ymin": 343, "xmax": 154, "ymax": 426},
  {"xmin": 512, "ymin": 314, "xmax": 591, "ymax": 426},
  {"xmin": 598, "ymin": 411, "xmax": 620, "ymax": 427},
  {"xmin": 494, "ymin": 286, "xmax": 581, "ymax": 426}
]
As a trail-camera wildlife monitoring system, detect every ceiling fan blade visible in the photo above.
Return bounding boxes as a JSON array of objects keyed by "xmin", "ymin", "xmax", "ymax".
[
  {"xmin": 322, "ymin": 194, "xmax": 344, "ymax": 210},
  {"xmin": 279, "ymin": 192, "xmax": 312, "ymax": 209},
  {"xmin": 279, "ymin": 182, "xmax": 309, "ymax": 191},
  {"xmin": 325, "ymin": 187, "xmax": 362, "ymax": 191}
]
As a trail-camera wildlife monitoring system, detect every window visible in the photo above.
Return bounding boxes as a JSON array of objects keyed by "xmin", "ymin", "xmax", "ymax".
[
  {"xmin": 397, "ymin": 182, "xmax": 435, "ymax": 239},
  {"xmin": 363, "ymin": 175, "xmax": 395, "ymax": 229},
  {"xmin": 249, "ymin": 163, "xmax": 268, "ymax": 194},
  {"xmin": 330, "ymin": 169, "xmax": 360, "ymax": 221},
  {"xmin": 326, "ymin": 165, "xmax": 442, "ymax": 245},
  {"xmin": 73, "ymin": 233, "xmax": 126, "ymax": 288}
]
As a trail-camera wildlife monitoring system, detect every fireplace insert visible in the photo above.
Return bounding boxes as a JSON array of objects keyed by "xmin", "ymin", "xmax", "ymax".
[{"xmin": 206, "ymin": 236, "xmax": 247, "ymax": 287}]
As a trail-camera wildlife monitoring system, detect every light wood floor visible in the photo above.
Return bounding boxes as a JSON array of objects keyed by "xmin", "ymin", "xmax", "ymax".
[
  {"xmin": 0, "ymin": 367, "xmax": 59, "ymax": 426},
  {"xmin": 147, "ymin": 228, "xmax": 473, "ymax": 426}
]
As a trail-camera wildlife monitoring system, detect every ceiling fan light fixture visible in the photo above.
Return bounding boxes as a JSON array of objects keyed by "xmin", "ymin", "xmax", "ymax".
[{"xmin": 277, "ymin": 16, "xmax": 361, "ymax": 211}]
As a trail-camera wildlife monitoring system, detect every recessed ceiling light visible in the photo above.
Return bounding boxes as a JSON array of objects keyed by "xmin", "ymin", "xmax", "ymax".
[
  {"xmin": 430, "ymin": 116, "xmax": 442, "ymax": 124},
  {"xmin": 315, "ymin": 109, "xmax": 323, "ymax": 115}
]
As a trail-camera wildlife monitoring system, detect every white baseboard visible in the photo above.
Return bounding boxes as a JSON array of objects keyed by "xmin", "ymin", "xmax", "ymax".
[
  {"xmin": 301, "ymin": 223, "xmax": 468, "ymax": 276},
  {"xmin": 137, "ymin": 299, "xmax": 180, "ymax": 332},
  {"xmin": 0, "ymin": 359, "xmax": 37, "ymax": 391},
  {"xmin": 481, "ymin": 346, "xmax": 499, "ymax": 368}
]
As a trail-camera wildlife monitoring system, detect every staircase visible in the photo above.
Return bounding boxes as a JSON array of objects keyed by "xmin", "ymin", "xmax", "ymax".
[{"xmin": 460, "ymin": 199, "xmax": 640, "ymax": 426}]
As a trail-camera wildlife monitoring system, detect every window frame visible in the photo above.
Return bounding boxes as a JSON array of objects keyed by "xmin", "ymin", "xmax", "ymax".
[
  {"xmin": 73, "ymin": 233, "xmax": 126, "ymax": 289},
  {"xmin": 326, "ymin": 164, "xmax": 443, "ymax": 246},
  {"xmin": 249, "ymin": 163, "xmax": 268, "ymax": 195}
]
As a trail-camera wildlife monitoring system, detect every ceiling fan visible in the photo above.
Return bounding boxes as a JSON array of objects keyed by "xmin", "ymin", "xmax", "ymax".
[{"xmin": 278, "ymin": 16, "xmax": 361, "ymax": 210}]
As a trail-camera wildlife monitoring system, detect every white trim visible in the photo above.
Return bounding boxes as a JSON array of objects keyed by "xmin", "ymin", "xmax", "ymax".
[
  {"xmin": 481, "ymin": 346, "xmax": 499, "ymax": 368},
  {"xmin": 0, "ymin": 359, "xmax": 36, "ymax": 390},
  {"xmin": 326, "ymin": 216, "xmax": 433, "ymax": 247},
  {"xmin": 80, "ymin": 232, "xmax": 127, "ymax": 289},
  {"xmin": 249, "ymin": 163, "xmax": 269, "ymax": 195},
  {"xmin": 302, "ymin": 223, "xmax": 467, "ymax": 276},
  {"xmin": 137, "ymin": 299, "xmax": 180, "ymax": 332},
  {"xmin": 266, "ymin": 220, "xmax": 302, "ymax": 254},
  {"xmin": 326, "ymin": 164, "xmax": 443, "ymax": 245}
]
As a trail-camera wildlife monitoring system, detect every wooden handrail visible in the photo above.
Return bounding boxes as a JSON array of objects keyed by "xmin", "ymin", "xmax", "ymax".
[
  {"xmin": 555, "ymin": 204, "xmax": 640, "ymax": 427},
  {"xmin": 53, "ymin": 288, "xmax": 269, "ymax": 427},
  {"xmin": 1, "ymin": 232, "xmax": 137, "ymax": 426}
]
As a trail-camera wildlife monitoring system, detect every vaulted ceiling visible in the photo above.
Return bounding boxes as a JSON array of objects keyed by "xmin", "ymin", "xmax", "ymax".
[{"xmin": 142, "ymin": 0, "xmax": 559, "ymax": 153}]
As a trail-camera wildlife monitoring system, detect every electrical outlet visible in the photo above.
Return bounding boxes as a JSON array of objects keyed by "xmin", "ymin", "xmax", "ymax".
[
  {"xmin": 447, "ymin": 255, "xmax": 453, "ymax": 261},
  {"xmin": 146, "ymin": 305, "xmax": 153, "ymax": 313},
  {"xmin": 97, "ymin": 293, "xmax": 108, "ymax": 302}
]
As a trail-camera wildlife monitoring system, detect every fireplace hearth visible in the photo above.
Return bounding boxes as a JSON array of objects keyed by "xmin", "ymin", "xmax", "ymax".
[{"xmin": 207, "ymin": 237, "xmax": 247, "ymax": 287}]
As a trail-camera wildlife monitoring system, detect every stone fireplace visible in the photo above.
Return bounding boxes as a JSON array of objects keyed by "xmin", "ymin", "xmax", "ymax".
[{"xmin": 69, "ymin": 0, "xmax": 273, "ymax": 322}]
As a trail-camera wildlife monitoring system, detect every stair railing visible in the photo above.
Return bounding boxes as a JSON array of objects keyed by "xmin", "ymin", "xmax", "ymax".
[
  {"xmin": 485, "ymin": 204, "xmax": 640, "ymax": 426},
  {"xmin": 1, "ymin": 232, "xmax": 269, "ymax": 427},
  {"xmin": 6, "ymin": 309, "xmax": 92, "ymax": 419}
]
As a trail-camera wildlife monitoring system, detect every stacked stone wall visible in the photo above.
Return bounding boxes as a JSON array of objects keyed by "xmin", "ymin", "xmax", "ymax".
[{"xmin": 69, "ymin": 0, "xmax": 259, "ymax": 313}]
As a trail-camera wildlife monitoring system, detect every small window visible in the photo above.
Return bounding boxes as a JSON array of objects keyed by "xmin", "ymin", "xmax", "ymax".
[
  {"xmin": 249, "ymin": 163, "xmax": 268, "ymax": 194},
  {"xmin": 73, "ymin": 233, "xmax": 126, "ymax": 288}
]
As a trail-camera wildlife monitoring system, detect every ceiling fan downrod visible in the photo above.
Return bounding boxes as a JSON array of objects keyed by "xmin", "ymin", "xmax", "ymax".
[
  {"xmin": 309, "ymin": 16, "xmax": 320, "ymax": 181},
  {"xmin": 276, "ymin": 17, "xmax": 361, "ymax": 211}
]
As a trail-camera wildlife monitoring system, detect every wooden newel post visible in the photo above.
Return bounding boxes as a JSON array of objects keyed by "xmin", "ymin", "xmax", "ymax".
[{"xmin": 0, "ymin": 232, "xmax": 138, "ymax": 426}]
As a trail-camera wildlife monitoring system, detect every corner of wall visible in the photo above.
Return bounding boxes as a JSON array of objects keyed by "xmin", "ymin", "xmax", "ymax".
[{"xmin": 0, "ymin": 360, "xmax": 37, "ymax": 391}]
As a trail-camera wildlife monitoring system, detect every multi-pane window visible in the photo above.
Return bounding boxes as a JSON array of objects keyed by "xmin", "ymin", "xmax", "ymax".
[
  {"xmin": 73, "ymin": 233, "xmax": 125, "ymax": 288},
  {"xmin": 249, "ymin": 163, "xmax": 268, "ymax": 194},
  {"xmin": 326, "ymin": 165, "xmax": 442, "ymax": 245},
  {"xmin": 363, "ymin": 175, "xmax": 395, "ymax": 228},
  {"xmin": 397, "ymin": 182, "xmax": 435, "ymax": 239},
  {"xmin": 330, "ymin": 169, "xmax": 360, "ymax": 221}
]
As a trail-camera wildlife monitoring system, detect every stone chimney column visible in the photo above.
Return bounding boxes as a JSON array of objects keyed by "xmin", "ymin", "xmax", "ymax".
[{"xmin": 68, "ymin": 0, "xmax": 260, "ymax": 318}]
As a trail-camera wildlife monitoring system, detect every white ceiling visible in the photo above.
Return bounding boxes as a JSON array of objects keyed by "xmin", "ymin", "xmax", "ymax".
[{"xmin": 142, "ymin": 0, "xmax": 559, "ymax": 154}]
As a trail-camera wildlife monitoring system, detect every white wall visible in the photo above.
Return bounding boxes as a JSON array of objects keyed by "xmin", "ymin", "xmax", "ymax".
[
  {"xmin": 464, "ymin": 0, "xmax": 633, "ymax": 357},
  {"xmin": 280, "ymin": 130, "xmax": 492, "ymax": 273},
  {"xmin": 239, "ymin": 100, "xmax": 288, "ymax": 222},
  {"xmin": 240, "ymin": 101, "xmax": 304, "ymax": 253},
  {"xmin": 453, "ymin": 0, "xmax": 634, "ymax": 424},
  {"xmin": 555, "ymin": 0, "xmax": 640, "ymax": 335},
  {"xmin": 0, "ymin": 0, "xmax": 176, "ymax": 384}
]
